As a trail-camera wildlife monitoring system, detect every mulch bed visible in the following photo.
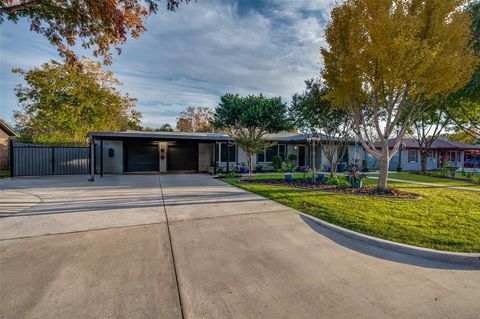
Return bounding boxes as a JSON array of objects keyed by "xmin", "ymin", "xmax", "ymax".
[{"xmin": 241, "ymin": 178, "xmax": 421, "ymax": 199}]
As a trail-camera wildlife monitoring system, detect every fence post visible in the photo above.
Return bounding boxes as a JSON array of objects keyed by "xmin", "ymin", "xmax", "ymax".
[
  {"xmin": 51, "ymin": 147, "xmax": 55, "ymax": 174},
  {"xmin": 100, "ymin": 139, "xmax": 104, "ymax": 177},
  {"xmin": 9, "ymin": 138, "xmax": 14, "ymax": 177}
]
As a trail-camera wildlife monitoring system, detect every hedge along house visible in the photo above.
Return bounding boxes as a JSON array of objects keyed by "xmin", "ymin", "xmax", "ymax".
[
  {"xmin": 87, "ymin": 131, "xmax": 358, "ymax": 180},
  {"xmin": 375, "ymin": 137, "xmax": 480, "ymax": 171}
]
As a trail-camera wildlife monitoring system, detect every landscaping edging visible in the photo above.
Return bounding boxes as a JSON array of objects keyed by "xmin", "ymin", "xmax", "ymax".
[{"xmin": 298, "ymin": 211, "xmax": 480, "ymax": 265}]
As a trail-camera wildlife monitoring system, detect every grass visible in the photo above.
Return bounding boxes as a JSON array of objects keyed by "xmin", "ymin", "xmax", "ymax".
[
  {"xmin": 0, "ymin": 170, "xmax": 10, "ymax": 179},
  {"xmin": 223, "ymin": 176, "xmax": 480, "ymax": 253},
  {"xmin": 371, "ymin": 172, "xmax": 480, "ymax": 188}
]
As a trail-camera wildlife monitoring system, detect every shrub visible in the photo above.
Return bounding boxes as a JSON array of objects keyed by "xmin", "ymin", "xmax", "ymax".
[{"xmin": 272, "ymin": 155, "xmax": 282, "ymax": 170}]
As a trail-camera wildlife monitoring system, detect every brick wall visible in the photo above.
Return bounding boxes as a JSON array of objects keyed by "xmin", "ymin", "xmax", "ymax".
[{"xmin": 0, "ymin": 129, "xmax": 9, "ymax": 170}]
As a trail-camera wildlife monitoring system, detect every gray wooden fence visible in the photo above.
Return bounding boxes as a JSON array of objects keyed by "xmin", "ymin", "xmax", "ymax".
[{"xmin": 11, "ymin": 142, "xmax": 90, "ymax": 176}]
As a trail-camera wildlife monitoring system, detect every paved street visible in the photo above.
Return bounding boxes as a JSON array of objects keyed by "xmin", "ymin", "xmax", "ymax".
[{"xmin": 1, "ymin": 174, "xmax": 479, "ymax": 318}]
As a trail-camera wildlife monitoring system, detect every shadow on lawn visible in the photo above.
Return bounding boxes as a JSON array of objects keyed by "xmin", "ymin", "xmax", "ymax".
[{"xmin": 300, "ymin": 214, "xmax": 480, "ymax": 271}]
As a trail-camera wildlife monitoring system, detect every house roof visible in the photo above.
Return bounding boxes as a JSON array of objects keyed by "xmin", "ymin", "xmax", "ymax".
[
  {"xmin": 375, "ymin": 137, "xmax": 480, "ymax": 150},
  {"xmin": 89, "ymin": 130, "xmax": 232, "ymax": 141},
  {"xmin": 0, "ymin": 119, "xmax": 18, "ymax": 137},
  {"xmin": 88, "ymin": 130, "xmax": 349, "ymax": 143}
]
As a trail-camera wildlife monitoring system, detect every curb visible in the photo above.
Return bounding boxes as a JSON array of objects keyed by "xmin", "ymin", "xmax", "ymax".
[{"xmin": 298, "ymin": 212, "xmax": 480, "ymax": 266}]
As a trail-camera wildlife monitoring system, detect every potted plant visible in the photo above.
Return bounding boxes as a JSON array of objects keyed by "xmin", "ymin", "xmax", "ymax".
[
  {"xmin": 396, "ymin": 162, "xmax": 403, "ymax": 172},
  {"xmin": 447, "ymin": 166, "xmax": 458, "ymax": 178},
  {"xmin": 346, "ymin": 166, "xmax": 364, "ymax": 188},
  {"xmin": 317, "ymin": 173, "xmax": 326, "ymax": 182},
  {"xmin": 361, "ymin": 159, "xmax": 369, "ymax": 172},
  {"xmin": 239, "ymin": 162, "xmax": 249, "ymax": 174}
]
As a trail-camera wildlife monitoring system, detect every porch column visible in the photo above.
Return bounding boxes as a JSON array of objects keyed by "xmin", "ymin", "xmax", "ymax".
[{"xmin": 88, "ymin": 136, "xmax": 95, "ymax": 182}]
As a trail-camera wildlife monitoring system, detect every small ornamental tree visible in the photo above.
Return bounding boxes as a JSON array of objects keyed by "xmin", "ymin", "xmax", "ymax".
[
  {"xmin": 212, "ymin": 93, "xmax": 290, "ymax": 177},
  {"xmin": 0, "ymin": 0, "xmax": 190, "ymax": 64},
  {"xmin": 290, "ymin": 80, "xmax": 352, "ymax": 177},
  {"xmin": 13, "ymin": 59, "xmax": 141, "ymax": 144},
  {"xmin": 322, "ymin": 0, "xmax": 477, "ymax": 189}
]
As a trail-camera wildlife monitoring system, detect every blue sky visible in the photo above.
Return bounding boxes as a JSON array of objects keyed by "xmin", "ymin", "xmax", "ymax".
[{"xmin": 0, "ymin": 0, "xmax": 333, "ymax": 128}]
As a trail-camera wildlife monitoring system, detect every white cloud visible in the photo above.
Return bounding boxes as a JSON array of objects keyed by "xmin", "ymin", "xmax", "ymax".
[{"xmin": 0, "ymin": 0, "xmax": 334, "ymax": 128}]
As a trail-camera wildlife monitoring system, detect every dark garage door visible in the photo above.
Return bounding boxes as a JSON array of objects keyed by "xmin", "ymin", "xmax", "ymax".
[
  {"xmin": 125, "ymin": 140, "xmax": 159, "ymax": 172},
  {"xmin": 167, "ymin": 142, "xmax": 198, "ymax": 171}
]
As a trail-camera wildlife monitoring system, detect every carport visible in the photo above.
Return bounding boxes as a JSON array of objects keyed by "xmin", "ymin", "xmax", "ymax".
[{"xmin": 87, "ymin": 131, "xmax": 234, "ymax": 181}]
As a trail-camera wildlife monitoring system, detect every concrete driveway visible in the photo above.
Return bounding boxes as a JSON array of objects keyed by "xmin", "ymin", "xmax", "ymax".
[{"xmin": 1, "ymin": 174, "xmax": 479, "ymax": 318}]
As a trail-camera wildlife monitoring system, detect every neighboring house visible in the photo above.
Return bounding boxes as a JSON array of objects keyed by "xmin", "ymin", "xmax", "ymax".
[
  {"xmin": 0, "ymin": 119, "xmax": 18, "ymax": 170},
  {"xmin": 89, "ymin": 131, "xmax": 357, "ymax": 175},
  {"xmin": 376, "ymin": 137, "xmax": 480, "ymax": 171}
]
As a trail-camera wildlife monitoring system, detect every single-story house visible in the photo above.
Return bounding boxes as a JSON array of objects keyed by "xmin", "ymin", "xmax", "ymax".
[
  {"xmin": 88, "ymin": 131, "xmax": 357, "ymax": 178},
  {"xmin": 376, "ymin": 137, "xmax": 480, "ymax": 171},
  {"xmin": 0, "ymin": 119, "xmax": 18, "ymax": 170}
]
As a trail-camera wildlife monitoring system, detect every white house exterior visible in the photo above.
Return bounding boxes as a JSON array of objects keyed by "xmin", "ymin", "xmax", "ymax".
[{"xmin": 89, "ymin": 131, "xmax": 357, "ymax": 176}]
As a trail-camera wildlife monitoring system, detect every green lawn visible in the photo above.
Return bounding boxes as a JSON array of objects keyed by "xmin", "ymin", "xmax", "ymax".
[
  {"xmin": 372, "ymin": 172, "xmax": 480, "ymax": 188},
  {"xmin": 223, "ymin": 177, "xmax": 480, "ymax": 253}
]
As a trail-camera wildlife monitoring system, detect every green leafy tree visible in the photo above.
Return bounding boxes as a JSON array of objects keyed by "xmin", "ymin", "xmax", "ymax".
[
  {"xmin": 142, "ymin": 123, "xmax": 174, "ymax": 132},
  {"xmin": 13, "ymin": 59, "xmax": 141, "ymax": 144},
  {"xmin": 321, "ymin": 0, "xmax": 477, "ymax": 189},
  {"xmin": 0, "ymin": 0, "xmax": 190, "ymax": 64},
  {"xmin": 290, "ymin": 79, "xmax": 352, "ymax": 177},
  {"xmin": 446, "ymin": 1, "xmax": 480, "ymax": 139},
  {"xmin": 212, "ymin": 94, "xmax": 290, "ymax": 177}
]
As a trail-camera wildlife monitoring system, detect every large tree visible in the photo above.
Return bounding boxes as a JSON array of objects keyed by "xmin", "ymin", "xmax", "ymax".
[
  {"xmin": 0, "ymin": 0, "xmax": 189, "ymax": 64},
  {"xmin": 13, "ymin": 59, "xmax": 141, "ymax": 144},
  {"xmin": 212, "ymin": 94, "xmax": 290, "ymax": 176},
  {"xmin": 446, "ymin": 1, "xmax": 480, "ymax": 139},
  {"xmin": 290, "ymin": 79, "xmax": 352, "ymax": 177},
  {"xmin": 176, "ymin": 106, "xmax": 214, "ymax": 132},
  {"xmin": 322, "ymin": 0, "xmax": 477, "ymax": 189}
]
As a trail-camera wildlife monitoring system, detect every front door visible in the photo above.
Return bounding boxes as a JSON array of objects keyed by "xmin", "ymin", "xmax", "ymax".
[{"xmin": 297, "ymin": 146, "xmax": 306, "ymax": 167}]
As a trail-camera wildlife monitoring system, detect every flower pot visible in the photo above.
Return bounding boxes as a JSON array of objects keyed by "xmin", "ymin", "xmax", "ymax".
[
  {"xmin": 285, "ymin": 173, "xmax": 293, "ymax": 181},
  {"xmin": 448, "ymin": 167, "xmax": 458, "ymax": 178},
  {"xmin": 351, "ymin": 179, "xmax": 363, "ymax": 189},
  {"xmin": 337, "ymin": 163, "xmax": 346, "ymax": 173},
  {"xmin": 239, "ymin": 167, "xmax": 249, "ymax": 174},
  {"xmin": 317, "ymin": 173, "xmax": 325, "ymax": 181},
  {"xmin": 396, "ymin": 167, "xmax": 403, "ymax": 172}
]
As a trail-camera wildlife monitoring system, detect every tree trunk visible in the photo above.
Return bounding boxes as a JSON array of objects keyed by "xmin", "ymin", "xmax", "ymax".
[
  {"xmin": 247, "ymin": 152, "xmax": 253, "ymax": 179},
  {"xmin": 378, "ymin": 157, "xmax": 390, "ymax": 190},
  {"xmin": 420, "ymin": 150, "xmax": 428, "ymax": 174}
]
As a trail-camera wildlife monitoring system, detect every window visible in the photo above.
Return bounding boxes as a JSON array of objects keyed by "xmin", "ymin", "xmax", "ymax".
[
  {"xmin": 256, "ymin": 152, "xmax": 265, "ymax": 163},
  {"xmin": 257, "ymin": 144, "xmax": 286, "ymax": 163},
  {"xmin": 339, "ymin": 147, "xmax": 349, "ymax": 163},
  {"xmin": 218, "ymin": 143, "xmax": 236, "ymax": 162},
  {"xmin": 448, "ymin": 151, "xmax": 457, "ymax": 162},
  {"xmin": 428, "ymin": 150, "xmax": 434, "ymax": 160},
  {"xmin": 278, "ymin": 144, "xmax": 286, "ymax": 161},
  {"xmin": 408, "ymin": 150, "xmax": 417, "ymax": 162}
]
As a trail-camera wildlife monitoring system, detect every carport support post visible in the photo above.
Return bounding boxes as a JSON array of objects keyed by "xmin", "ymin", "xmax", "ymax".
[
  {"xmin": 100, "ymin": 139, "xmax": 104, "ymax": 177},
  {"xmin": 88, "ymin": 136, "xmax": 95, "ymax": 182},
  {"xmin": 213, "ymin": 142, "xmax": 217, "ymax": 175},
  {"xmin": 226, "ymin": 141, "xmax": 230, "ymax": 173}
]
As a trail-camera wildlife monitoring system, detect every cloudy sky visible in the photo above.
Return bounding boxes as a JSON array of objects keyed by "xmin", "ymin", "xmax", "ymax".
[{"xmin": 0, "ymin": 0, "xmax": 334, "ymax": 128}]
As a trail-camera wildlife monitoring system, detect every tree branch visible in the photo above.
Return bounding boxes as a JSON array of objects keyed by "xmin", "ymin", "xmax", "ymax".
[{"xmin": 0, "ymin": 1, "xmax": 37, "ymax": 14}]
